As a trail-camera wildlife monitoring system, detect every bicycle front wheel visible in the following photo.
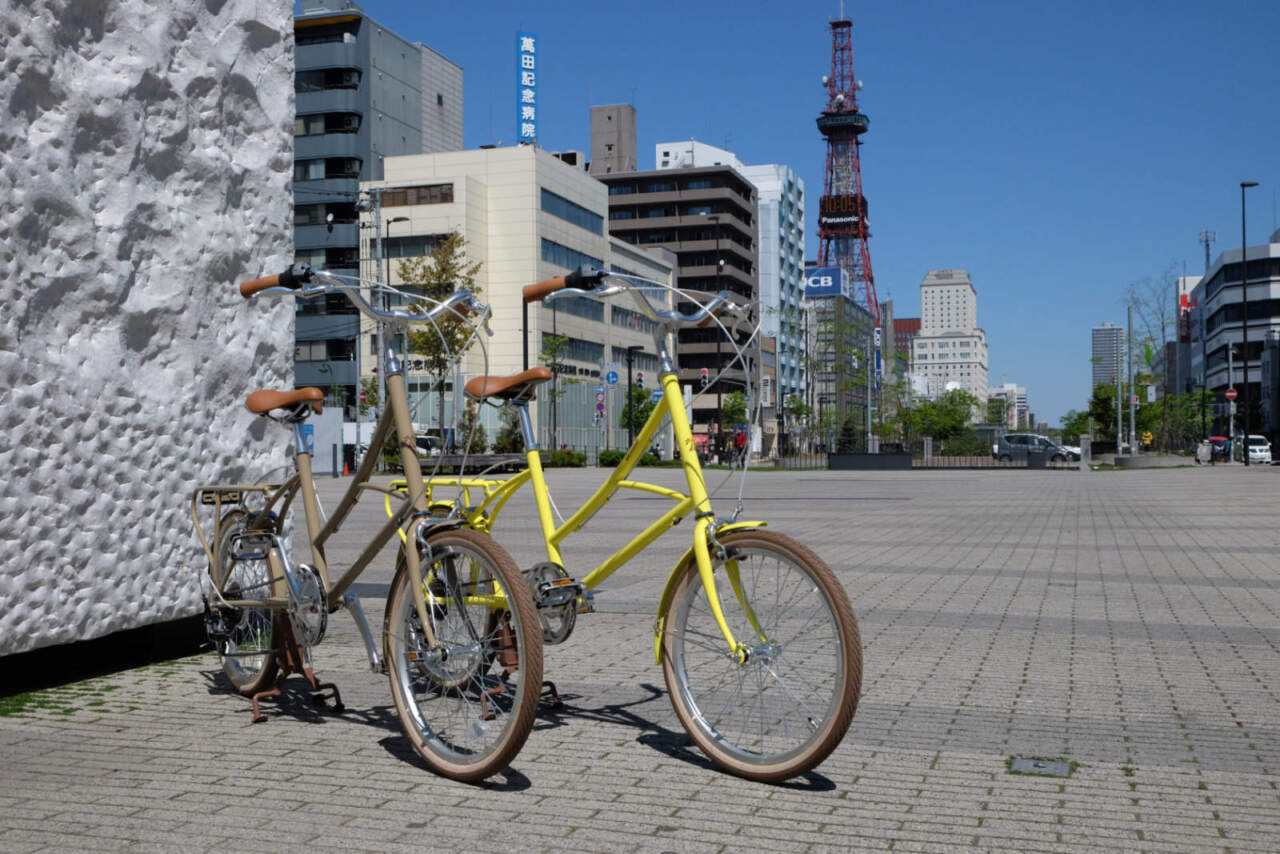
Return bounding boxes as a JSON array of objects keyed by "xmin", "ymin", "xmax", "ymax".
[
  {"xmin": 661, "ymin": 530, "xmax": 861, "ymax": 782},
  {"xmin": 383, "ymin": 528, "xmax": 543, "ymax": 782},
  {"xmin": 211, "ymin": 510, "xmax": 278, "ymax": 696}
]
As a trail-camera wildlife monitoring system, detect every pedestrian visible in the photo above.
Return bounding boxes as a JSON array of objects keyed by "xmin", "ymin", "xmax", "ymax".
[{"xmin": 734, "ymin": 428, "xmax": 747, "ymax": 467}]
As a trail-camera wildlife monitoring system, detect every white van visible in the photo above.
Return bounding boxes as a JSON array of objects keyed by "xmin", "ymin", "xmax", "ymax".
[{"xmin": 1246, "ymin": 435, "xmax": 1272, "ymax": 464}]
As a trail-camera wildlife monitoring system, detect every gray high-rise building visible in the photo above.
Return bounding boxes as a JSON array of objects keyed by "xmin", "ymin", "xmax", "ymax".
[
  {"xmin": 588, "ymin": 104, "xmax": 637, "ymax": 176},
  {"xmin": 293, "ymin": 0, "xmax": 462, "ymax": 415},
  {"xmin": 1092, "ymin": 322, "xmax": 1124, "ymax": 390}
]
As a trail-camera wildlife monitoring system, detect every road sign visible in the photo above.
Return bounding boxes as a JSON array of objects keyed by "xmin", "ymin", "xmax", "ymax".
[
  {"xmin": 596, "ymin": 385, "xmax": 605, "ymax": 394},
  {"xmin": 596, "ymin": 402, "xmax": 605, "ymax": 412},
  {"xmin": 605, "ymin": 370, "xmax": 619, "ymax": 386},
  {"xmin": 595, "ymin": 392, "xmax": 606, "ymax": 403},
  {"xmin": 651, "ymin": 390, "xmax": 662, "ymax": 404},
  {"xmin": 1225, "ymin": 387, "xmax": 1237, "ymax": 401}
]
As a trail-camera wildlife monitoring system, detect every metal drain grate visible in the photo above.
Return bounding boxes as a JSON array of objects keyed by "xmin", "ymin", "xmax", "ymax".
[{"xmin": 1009, "ymin": 756, "xmax": 1072, "ymax": 777}]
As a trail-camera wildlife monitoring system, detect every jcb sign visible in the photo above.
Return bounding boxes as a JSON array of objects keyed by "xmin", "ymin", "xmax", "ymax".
[{"xmin": 804, "ymin": 266, "xmax": 844, "ymax": 298}]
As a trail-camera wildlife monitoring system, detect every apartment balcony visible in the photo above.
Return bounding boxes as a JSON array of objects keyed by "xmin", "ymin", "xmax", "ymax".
[
  {"xmin": 295, "ymin": 222, "xmax": 358, "ymax": 250},
  {"xmin": 297, "ymin": 41, "xmax": 360, "ymax": 72},
  {"xmin": 296, "ymin": 89, "xmax": 360, "ymax": 116},
  {"xmin": 295, "ymin": 132, "xmax": 362, "ymax": 160}
]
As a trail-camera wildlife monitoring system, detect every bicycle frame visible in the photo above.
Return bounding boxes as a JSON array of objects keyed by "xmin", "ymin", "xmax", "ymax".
[
  {"xmin": 192, "ymin": 364, "xmax": 451, "ymax": 650},
  {"xmin": 418, "ymin": 368, "xmax": 766, "ymax": 663}
]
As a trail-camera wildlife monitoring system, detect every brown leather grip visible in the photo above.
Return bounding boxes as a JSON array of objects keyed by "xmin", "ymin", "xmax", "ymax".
[
  {"xmin": 239, "ymin": 274, "xmax": 280, "ymax": 298},
  {"xmin": 523, "ymin": 276, "xmax": 567, "ymax": 304}
]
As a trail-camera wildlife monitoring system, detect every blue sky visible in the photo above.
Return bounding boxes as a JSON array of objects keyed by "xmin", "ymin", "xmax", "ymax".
[{"xmin": 330, "ymin": 0, "xmax": 1279, "ymax": 424}]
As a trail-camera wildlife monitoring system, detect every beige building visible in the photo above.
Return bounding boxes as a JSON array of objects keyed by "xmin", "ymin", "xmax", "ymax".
[
  {"xmin": 910, "ymin": 269, "xmax": 989, "ymax": 403},
  {"xmin": 359, "ymin": 145, "xmax": 674, "ymax": 453}
]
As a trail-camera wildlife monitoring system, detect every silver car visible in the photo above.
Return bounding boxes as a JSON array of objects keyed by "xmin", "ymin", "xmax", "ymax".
[{"xmin": 996, "ymin": 433, "xmax": 1078, "ymax": 462}]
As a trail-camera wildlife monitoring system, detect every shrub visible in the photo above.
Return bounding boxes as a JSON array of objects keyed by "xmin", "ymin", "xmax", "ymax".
[
  {"xmin": 639, "ymin": 452, "xmax": 660, "ymax": 466},
  {"xmin": 598, "ymin": 449, "xmax": 624, "ymax": 467},
  {"xmin": 546, "ymin": 448, "xmax": 586, "ymax": 467}
]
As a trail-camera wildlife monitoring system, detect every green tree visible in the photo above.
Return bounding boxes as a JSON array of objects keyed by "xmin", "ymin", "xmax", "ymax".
[
  {"xmin": 491, "ymin": 407, "xmax": 524, "ymax": 454},
  {"xmin": 1059, "ymin": 409, "xmax": 1091, "ymax": 444},
  {"xmin": 397, "ymin": 231, "xmax": 483, "ymax": 432},
  {"xmin": 836, "ymin": 415, "xmax": 860, "ymax": 453},
  {"xmin": 906, "ymin": 389, "xmax": 977, "ymax": 443},
  {"xmin": 720, "ymin": 390, "xmax": 747, "ymax": 429},
  {"xmin": 986, "ymin": 396, "xmax": 1011, "ymax": 425},
  {"xmin": 359, "ymin": 376, "xmax": 378, "ymax": 418},
  {"xmin": 539, "ymin": 332, "xmax": 578, "ymax": 448},
  {"xmin": 456, "ymin": 399, "xmax": 487, "ymax": 454},
  {"xmin": 618, "ymin": 385, "xmax": 657, "ymax": 443}
]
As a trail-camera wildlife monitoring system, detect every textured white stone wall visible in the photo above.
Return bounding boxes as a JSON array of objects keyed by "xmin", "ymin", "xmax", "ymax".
[{"xmin": 0, "ymin": 1, "xmax": 295, "ymax": 655}]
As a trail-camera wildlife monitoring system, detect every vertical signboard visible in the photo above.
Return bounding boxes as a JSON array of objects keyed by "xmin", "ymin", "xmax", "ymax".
[
  {"xmin": 517, "ymin": 32, "xmax": 537, "ymax": 143},
  {"xmin": 873, "ymin": 325, "xmax": 883, "ymax": 387}
]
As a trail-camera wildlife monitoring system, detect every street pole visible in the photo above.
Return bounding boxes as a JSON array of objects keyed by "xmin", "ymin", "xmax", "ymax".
[
  {"xmin": 1240, "ymin": 181, "xmax": 1258, "ymax": 464},
  {"xmin": 625, "ymin": 345, "xmax": 641, "ymax": 449},
  {"xmin": 1228, "ymin": 344, "xmax": 1235, "ymax": 456},
  {"xmin": 1127, "ymin": 302, "xmax": 1135, "ymax": 456}
]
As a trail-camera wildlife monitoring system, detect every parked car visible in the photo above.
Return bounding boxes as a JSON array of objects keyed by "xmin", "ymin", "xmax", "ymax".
[
  {"xmin": 995, "ymin": 433, "xmax": 1079, "ymax": 462},
  {"xmin": 1244, "ymin": 434, "xmax": 1272, "ymax": 464},
  {"xmin": 415, "ymin": 435, "xmax": 443, "ymax": 458}
]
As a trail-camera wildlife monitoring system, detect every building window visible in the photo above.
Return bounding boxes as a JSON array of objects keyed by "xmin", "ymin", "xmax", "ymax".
[
  {"xmin": 541, "ymin": 238, "xmax": 603, "ymax": 271},
  {"xmin": 550, "ymin": 295, "xmax": 604, "ymax": 323},
  {"xmin": 382, "ymin": 183, "xmax": 454, "ymax": 207},
  {"xmin": 608, "ymin": 185, "xmax": 634, "ymax": 195},
  {"xmin": 545, "ymin": 333, "xmax": 604, "ymax": 363},
  {"xmin": 540, "ymin": 188, "xmax": 603, "ymax": 234}
]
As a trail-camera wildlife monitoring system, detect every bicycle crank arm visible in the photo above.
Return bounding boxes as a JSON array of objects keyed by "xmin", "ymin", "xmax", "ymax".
[{"xmin": 342, "ymin": 592, "xmax": 384, "ymax": 673}]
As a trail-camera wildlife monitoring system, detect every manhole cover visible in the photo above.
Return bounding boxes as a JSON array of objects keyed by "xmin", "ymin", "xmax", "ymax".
[{"xmin": 1009, "ymin": 756, "xmax": 1072, "ymax": 777}]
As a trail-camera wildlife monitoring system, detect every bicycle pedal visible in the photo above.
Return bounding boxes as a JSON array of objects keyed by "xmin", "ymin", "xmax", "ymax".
[
  {"xmin": 536, "ymin": 578, "xmax": 585, "ymax": 609},
  {"xmin": 575, "ymin": 591, "xmax": 595, "ymax": 614}
]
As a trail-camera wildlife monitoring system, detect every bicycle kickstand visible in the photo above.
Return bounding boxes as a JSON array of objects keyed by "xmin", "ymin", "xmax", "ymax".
[{"xmin": 251, "ymin": 613, "xmax": 345, "ymax": 723}]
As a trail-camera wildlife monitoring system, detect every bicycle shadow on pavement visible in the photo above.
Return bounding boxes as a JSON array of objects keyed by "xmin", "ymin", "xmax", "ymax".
[
  {"xmin": 200, "ymin": 668, "xmax": 535, "ymax": 790},
  {"xmin": 535, "ymin": 682, "xmax": 836, "ymax": 791}
]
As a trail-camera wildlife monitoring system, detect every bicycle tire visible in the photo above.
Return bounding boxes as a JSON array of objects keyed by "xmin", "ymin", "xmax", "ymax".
[
  {"xmin": 383, "ymin": 527, "xmax": 543, "ymax": 782},
  {"xmin": 660, "ymin": 530, "xmax": 861, "ymax": 782},
  {"xmin": 212, "ymin": 510, "xmax": 278, "ymax": 696}
]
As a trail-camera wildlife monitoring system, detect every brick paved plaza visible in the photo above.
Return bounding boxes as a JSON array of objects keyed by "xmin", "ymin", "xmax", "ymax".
[{"xmin": 2, "ymin": 466, "xmax": 1278, "ymax": 853}]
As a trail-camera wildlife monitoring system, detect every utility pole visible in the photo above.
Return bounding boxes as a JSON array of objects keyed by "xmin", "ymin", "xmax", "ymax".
[
  {"xmin": 1240, "ymin": 181, "xmax": 1258, "ymax": 464},
  {"xmin": 1127, "ymin": 302, "xmax": 1136, "ymax": 456}
]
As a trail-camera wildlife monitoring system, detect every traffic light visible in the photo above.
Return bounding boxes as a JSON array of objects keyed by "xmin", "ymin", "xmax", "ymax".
[
  {"xmin": 636, "ymin": 370, "xmax": 644, "ymax": 387},
  {"xmin": 699, "ymin": 367, "xmax": 709, "ymax": 387}
]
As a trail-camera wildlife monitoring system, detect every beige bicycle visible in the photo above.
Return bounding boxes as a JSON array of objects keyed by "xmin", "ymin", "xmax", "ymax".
[{"xmin": 191, "ymin": 264, "xmax": 543, "ymax": 782}]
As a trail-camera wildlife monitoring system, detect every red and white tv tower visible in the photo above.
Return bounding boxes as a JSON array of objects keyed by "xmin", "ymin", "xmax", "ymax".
[{"xmin": 817, "ymin": 18, "xmax": 879, "ymax": 331}]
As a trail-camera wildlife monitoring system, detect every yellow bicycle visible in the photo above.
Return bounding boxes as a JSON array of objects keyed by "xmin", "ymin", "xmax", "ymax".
[{"xmin": 406, "ymin": 266, "xmax": 862, "ymax": 782}]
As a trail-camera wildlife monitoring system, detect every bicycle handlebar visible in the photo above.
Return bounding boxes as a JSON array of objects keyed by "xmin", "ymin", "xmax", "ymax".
[
  {"xmin": 529, "ymin": 265, "xmax": 751, "ymax": 333},
  {"xmin": 522, "ymin": 265, "xmax": 606, "ymax": 303},
  {"xmin": 238, "ymin": 264, "xmax": 488, "ymax": 329}
]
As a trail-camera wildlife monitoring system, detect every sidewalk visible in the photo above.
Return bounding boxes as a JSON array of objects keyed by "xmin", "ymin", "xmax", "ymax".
[{"xmin": 2, "ymin": 467, "xmax": 1278, "ymax": 852}]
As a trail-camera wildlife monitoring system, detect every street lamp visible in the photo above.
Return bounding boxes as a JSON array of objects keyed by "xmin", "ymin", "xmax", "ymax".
[
  {"xmin": 1240, "ymin": 180, "xmax": 1258, "ymax": 465},
  {"xmin": 384, "ymin": 216, "xmax": 409, "ymax": 289},
  {"xmin": 705, "ymin": 213, "xmax": 725, "ymax": 447}
]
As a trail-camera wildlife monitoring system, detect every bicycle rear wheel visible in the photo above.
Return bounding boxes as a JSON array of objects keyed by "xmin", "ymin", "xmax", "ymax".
[
  {"xmin": 211, "ymin": 510, "xmax": 278, "ymax": 696},
  {"xmin": 660, "ymin": 530, "xmax": 861, "ymax": 782},
  {"xmin": 383, "ymin": 528, "xmax": 543, "ymax": 782}
]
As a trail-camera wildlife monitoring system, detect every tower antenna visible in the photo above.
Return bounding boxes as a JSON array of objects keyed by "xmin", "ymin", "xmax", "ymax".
[{"xmin": 1198, "ymin": 229, "xmax": 1216, "ymax": 275}]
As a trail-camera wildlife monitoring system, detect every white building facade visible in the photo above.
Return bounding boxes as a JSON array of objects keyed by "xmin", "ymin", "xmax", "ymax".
[
  {"xmin": 361, "ymin": 146, "xmax": 674, "ymax": 455},
  {"xmin": 988, "ymin": 382, "xmax": 1028, "ymax": 428},
  {"xmin": 910, "ymin": 269, "xmax": 989, "ymax": 402}
]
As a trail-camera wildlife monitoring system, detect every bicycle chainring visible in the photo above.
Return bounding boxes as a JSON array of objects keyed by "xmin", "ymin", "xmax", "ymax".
[
  {"xmin": 288, "ymin": 563, "xmax": 328, "ymax": 648},
  {"xmin": 524, "ymin": 561, "xmax": 577, "ymax": 644}
]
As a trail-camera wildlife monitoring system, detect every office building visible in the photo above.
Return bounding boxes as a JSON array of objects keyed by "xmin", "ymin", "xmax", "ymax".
[
  {"xmin": 293, "ymin": 0, "xmax": 463, "ymax": 416},
  {"xmin": 1091, "ymin": 322, "xmax": 1124, "ymax": 390},
  {"xmin": 597, "ymin": 139, "xmax": 760, "ymax": 433},
  {"xmin": 361, "ymin": 146, "xmax": 674, "ymax": 453},
  {"xmin": 1189, "ymin": 226, "xmax": 1280, "ymax": 436},
  {"xmin": 651, "ymin": 139, "xmax": 804, "ymax": 444},
  {"xmin": 910, "ymin": 269, "xmax": 988, "ymax": 402},
  {"xmin": 894, "ymin": 316, "xmax": 920, "ymax": 371}
]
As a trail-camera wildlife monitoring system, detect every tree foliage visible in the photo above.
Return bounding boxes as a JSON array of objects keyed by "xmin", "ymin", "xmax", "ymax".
[
  {"xmin": 618, "ymin": 386, "xmax": 657, "ymax": 439},
  {"xmin": 397, "ymin": 231, "xmax": 483, "ymax": 429},
  {"xmin": 905, "ymin": 389, "xmax": 978, "ymax": 442},
  {"xmin": 456, "ymin": 399, "xmax": 486, "ymax": 454}
]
